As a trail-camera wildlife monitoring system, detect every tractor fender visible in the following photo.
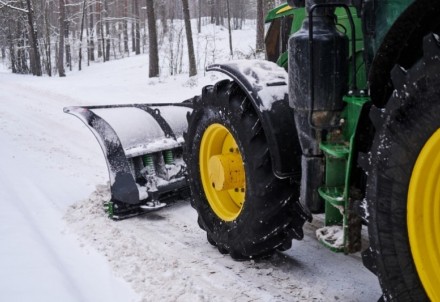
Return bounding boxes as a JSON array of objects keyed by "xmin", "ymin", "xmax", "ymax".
[{"xmin": 207, "ymin": 60, "xmax": 301, "ymax": 179}]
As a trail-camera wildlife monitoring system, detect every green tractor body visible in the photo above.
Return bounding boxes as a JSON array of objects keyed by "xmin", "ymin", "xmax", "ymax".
[
  {"xmin": 263, "ymin": 3, "xmax": 368, "ymax": 254},
  {"xmin": 188, "ymin": 1, "xmax": 439, "ymax": 299}
]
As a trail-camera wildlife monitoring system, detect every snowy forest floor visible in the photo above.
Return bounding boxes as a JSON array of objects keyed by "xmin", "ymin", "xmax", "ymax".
[{"xmin": 0, "ymin": 22, "xmax": 381, "ymax": 301}]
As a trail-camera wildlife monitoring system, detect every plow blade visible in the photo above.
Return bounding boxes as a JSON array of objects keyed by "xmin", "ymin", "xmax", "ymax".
[{"xmin": 64, "ymin": 103, "xmax": 193, "ymax": 219}]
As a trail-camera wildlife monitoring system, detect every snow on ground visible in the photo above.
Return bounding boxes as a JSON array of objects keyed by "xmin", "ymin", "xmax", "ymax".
[
  {"xmin": 65, "ymin": 184, "xmax": 380, "ymax": 302},
  {"xmin": 0, "ymin": 71, "xmax": 137, "ymax": 301},
  {"xmin": 0, "ymin": 21, "xmax": 381, "ymax": 301}
]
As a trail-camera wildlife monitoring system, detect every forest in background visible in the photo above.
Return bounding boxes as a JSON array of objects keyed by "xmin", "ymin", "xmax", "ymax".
[{"xmin": 0, "ymin": 0, "xmax": 283, "ymax": 77}]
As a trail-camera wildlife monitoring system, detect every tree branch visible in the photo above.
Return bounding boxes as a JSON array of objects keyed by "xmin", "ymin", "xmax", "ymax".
[{"xmin": 0, "ymin": 0, "xmax": 29, "ymax": 13}]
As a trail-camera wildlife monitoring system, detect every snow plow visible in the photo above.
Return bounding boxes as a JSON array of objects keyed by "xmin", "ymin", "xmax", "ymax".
[
  {"xmin": 64, "ymin": 103, "xmax": 193, "ymax": 219},
  {"xmin": 66, "ymin": 0, "xmax": 440, "ymax": 300}
]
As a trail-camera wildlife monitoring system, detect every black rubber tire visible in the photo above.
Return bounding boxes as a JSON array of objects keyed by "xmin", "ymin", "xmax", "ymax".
[
  {"xmin": 366, "ymin": 33, "xmax": 440, "ymax": 301},
  {"xmin": 184, "ymin": 79, "xmax": 306, "ymax": 260}
]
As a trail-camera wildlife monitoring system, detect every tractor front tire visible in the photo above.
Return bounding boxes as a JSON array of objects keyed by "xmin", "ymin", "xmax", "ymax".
[{"xmin": 184, "ymin": 80, "xmax": 306, "ymax": 260}]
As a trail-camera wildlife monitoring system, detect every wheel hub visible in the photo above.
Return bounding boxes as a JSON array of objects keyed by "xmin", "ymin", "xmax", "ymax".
[
  {"xmin": 408, "ymin": 128, "xmax": 440, "ymax": 301},
  {"xmin": 199, "ymin": 123, "xmax": 246, "ymax": 221},
  {"xmin": 208, "ymin": 154, "xmax": 245, "ymax": 191}
]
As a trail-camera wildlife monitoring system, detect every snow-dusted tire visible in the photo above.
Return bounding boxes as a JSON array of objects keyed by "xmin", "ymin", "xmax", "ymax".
[
  {"xmin": 366, "ymin": 34, "xmax": 440, "ymax": 301},
  {"xmin": 184, "ymin": 79, "xmax": 306, "ymax": 260}
]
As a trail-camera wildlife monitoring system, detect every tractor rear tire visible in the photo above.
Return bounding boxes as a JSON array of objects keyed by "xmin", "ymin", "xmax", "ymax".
[
  {"xmin": 184, "ymin": 79, "xmax": 306, "ymax": 259},
  {"xmin": 366, "ymin": 34, "xmax": 440, "ymax": 301}
]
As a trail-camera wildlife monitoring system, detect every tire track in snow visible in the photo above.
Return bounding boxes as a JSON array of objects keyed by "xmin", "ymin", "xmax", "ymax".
[
  {"xmin": 65, "ymin": 185, "xmax": 380, "ymax": 301},
  {"xmin": 0, "ymin": 136, "xmax": 136, "ymax": 302},
  {"xmin": 1, "ymin": 178, "xmax": 88, "ymax": 302}
]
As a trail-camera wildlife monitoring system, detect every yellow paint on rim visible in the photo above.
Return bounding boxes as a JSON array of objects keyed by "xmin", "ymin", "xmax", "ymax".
[
  {"xmin": 200, "ymin": 123, "xmax": 246, "ymax": 221},
  {"xmin": 408, "ymin": 128, "xmax": 440, "ymax": 301},
  {"xmin": 276, "ymin": 5, "xmax": 293, "ymax": 15}
]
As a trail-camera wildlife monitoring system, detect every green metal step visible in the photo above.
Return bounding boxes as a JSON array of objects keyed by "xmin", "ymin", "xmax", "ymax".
[
  {"xmin": 320, "ymin": 143, "xmax": 350, "ymax": 159},
  {"xmin": 318, "ymin": 186, "xmax": 345, "ymax": 207}
]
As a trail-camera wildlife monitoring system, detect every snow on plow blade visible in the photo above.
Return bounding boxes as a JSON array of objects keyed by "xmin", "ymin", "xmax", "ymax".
[{"xmin": 64, "ymin": 103, "xmax": 193, "ymax": 219}]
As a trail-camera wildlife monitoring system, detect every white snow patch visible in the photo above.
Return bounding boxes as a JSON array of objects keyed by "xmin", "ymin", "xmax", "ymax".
[
  {"xmin": 220, "ymin": 60, "xmax": 288, "ymax": 111},
  {"xmin": 361, "ymin": 198, "xmax": 370, "ymax": 222},
  {"xmin": 136, "ymin": 184, "xmax": 149, "ymax": 200},
  {"xmin": 316, "ymin": 226, "xmax": 344, "ymax": 249},
  {"xmin": 124, "ymin": 138, "xmax": 181, "ymax": 158}
]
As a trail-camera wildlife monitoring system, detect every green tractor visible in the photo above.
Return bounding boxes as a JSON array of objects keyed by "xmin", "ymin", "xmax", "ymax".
[{"xmin": 65, "ymin": 0, "xmax": 440, "ymax": 300}]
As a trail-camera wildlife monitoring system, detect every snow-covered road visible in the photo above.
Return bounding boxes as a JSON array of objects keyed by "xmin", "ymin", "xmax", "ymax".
[
  {"xmin": 0, "ymin": 72, "xmax": 136, "ymax": 301},
  {"xmin": 0, "ymin": 54, "xmax": 381, "ymax": 301}
]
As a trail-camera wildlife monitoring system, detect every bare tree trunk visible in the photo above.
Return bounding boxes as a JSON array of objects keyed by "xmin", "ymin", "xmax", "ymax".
[
  {"xmin": 141, "ymin": 14, "xmax": 146, "ymax": 54},
  {"xmin": 65, "ymin": 0, "xmax": 72, "ymax": 71},
  {"xmin": 240, "ymin": 0, "xmax": 244, "ymax": 30},
  {"xmin": 17, "ymin": 33, "xmax": 29, "ymax": 74},
  {"xmin": 97, "ymin": 1, "xmax": 103, "ymax": 58},
  {"xmin": 98, "ymin": 1, "xmax": 106, "ymax": 61},
  {"xmin": 146, "ymin": 0, "xmax": 159, "ymax": 77},
  {"xmin": 197, "ymin": 0, "xmax": 201, "ymax": 33},
  {"xmin": 256, "ymin": 0, "xmax": 264, "ymax": 53},
  {"xmin": 215, "ymin": 0, "xmax": 220, "ymax": 25},
  {"xmin": 100, "ymin": 19, "xmax": 105, "ymax": 60},
  {"xmin": 226, "ymin": 0, "xmax": 232, "ymax": 57},
  {"xmin": 58, "ymin": 0, "xmax": 66, "ymax": 76},
  {"xmin": 123, "ymin": 0, "xmax": 129, "ymax": 53},
  {"xmin": 25, "ymin": 0, "xmax": 42, "ymax": 76},
  {"xmin": 219, "ymin": 0, "xmax": 224, "ymax": 26},
  {"xmin": 85, "ymin": 3, "xmax": 90, "ymax": 65},
  {"xmin": 157, "ymin": 2, "xmax": 168, "ymax": 34},
  {"xmin": 131, "ymin": 0, "xmax": 136, "ymax": 52},
  {"xmin": 44, "ymin": 3, "xmax": 52, "ymax": 76},
  {"xmin": 231, "ymin": 0, "xmax": 244, "ymax": 30},
  {"xmin": 134, "ymin": 0, "xmax": 140, "ymax": 55},
  {"xmin": 78, "ymin": 0, "xmax": 87, "ymax": 70},
  {"xmin": 210, "ymin": 0, "xmax": 214, "ymax": 24},
  {"xmin": 104, "ymin": 0, "xmax": 110, "ymax": 61},
  {"xmin": 89, "ymin": 2, "xmax": 95, "ymax": 61},
  {"xmin": 182, "ymin": 0, "xmax": 196, "ymax": 76},
  {"xmin": 7, "ymin": 31, "xmax": 17, "ymax": 73}
]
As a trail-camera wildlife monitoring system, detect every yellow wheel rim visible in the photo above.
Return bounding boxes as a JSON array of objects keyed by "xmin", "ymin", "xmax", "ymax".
[
  {"xmin": 199, "ymin": 124, "xmax": 246, "ymax": 221},
  {"xmin": 408, "ymin": 129, "xmax": 440, "ymax": 300}
]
